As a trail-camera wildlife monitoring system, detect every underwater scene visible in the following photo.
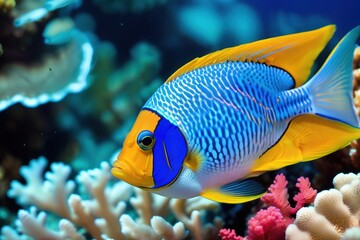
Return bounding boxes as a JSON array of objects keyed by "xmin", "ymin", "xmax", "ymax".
[{"xmin": 1, "ymin": 0, "xmax": 360, "ymax": 239}]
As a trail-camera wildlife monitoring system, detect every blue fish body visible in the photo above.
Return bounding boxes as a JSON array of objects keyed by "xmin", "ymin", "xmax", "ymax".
[
  {"xmin": 143, "ymin": 61, "xmax": 310, "ymax": 195},
  {"xmin": 112, "ymin": 25, "xmax": 360, "ymax": 203}
]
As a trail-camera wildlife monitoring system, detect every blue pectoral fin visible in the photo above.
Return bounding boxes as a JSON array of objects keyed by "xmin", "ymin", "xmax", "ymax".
[{"xmin": 200, "ymin": 178, "xmax": 266, "ymax": 204}]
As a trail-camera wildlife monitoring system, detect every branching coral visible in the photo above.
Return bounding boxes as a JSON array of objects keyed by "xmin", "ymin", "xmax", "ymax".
[
  {"xmin": 286, "ymin": 172, "xmax": 360, "ymax": 240},
  {"xmin": 218, "ymin": 174, "xmax": 317, "ymax": 240},
  {"xmin": 2, "ymin": 157, "xmax": 223, "ymax": 240},
  {"xmin": 1, "ymin": 207, "xmax": 85, "ymax": 240},
  {"xmin": 261, "ymin": 174, "xmax": 317, "ymax": 218},
  {"xmin": 219, "ymin": 228, "xmax": 243, "ymax": 240}
]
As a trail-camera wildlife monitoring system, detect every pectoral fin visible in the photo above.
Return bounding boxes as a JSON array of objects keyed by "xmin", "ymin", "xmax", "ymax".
[
  {"xmin": 184, "ymin": 149, "xmax": 204, "ymax": 172},
  {"xmin": 200, "ymin": 178, "xmax": 265, "ymax": 203}
]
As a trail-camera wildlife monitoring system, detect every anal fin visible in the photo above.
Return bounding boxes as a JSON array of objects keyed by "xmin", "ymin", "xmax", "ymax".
[{"xmin": 250, "ymin": 114, "xmax": 360, "ymax": 174}]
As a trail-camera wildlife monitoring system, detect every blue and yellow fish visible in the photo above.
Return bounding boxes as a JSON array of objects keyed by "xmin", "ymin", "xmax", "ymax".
[{"xmin": 112, "ymin": 25, "xmax": 360, "ymax": 203}]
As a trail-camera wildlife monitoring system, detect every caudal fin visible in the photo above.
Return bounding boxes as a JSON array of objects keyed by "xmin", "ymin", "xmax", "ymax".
[{"xmin": 306, "ymin": 26, "xmax": 360, "ymax": 127}]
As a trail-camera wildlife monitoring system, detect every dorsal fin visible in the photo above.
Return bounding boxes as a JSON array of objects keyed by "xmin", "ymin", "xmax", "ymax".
[{"xmin": 166, "ymin": 25, "xmax": 335, "ymax": 87}]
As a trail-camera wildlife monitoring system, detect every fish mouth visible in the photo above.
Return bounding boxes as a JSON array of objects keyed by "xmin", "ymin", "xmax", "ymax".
[
  {"xmin": 112, "ymin": 159, "xmax": 135, "ymax": 174},
  {"xmin": 111, "ymin": 159, "xmax": 154, "ymax": 188},
  {"xmin": 111, "ymin": 160, "xmax": 130, "ymax": 180},
  {"xmin": 111, "ymin": 162, "xmax": 125, "ymax": 179}
]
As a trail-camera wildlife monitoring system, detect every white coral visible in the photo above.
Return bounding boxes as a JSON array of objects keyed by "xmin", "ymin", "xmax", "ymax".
[
  {"xmin": 286, "ymin": 172, "xmax": 360, "ymax": 240},
  {"xmin": 2, "ymin": 157, "xmax": 222, "ymax": 240},
  {"xmin": 3, "ymin": 207, "xmax": 85, "ymax": 240},
  {"xmin": 8, "ymin": 157, "xmax": 75, "ymax": 219}
]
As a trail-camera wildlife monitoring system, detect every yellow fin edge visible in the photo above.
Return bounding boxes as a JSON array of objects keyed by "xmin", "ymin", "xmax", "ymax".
[
  {"xmin": 200, "ymin": 189, "xmax": 264, "ymax": 204},
  {"xmin": 166, "ymin": 25, "xmax": 335, "ymax": 88}
]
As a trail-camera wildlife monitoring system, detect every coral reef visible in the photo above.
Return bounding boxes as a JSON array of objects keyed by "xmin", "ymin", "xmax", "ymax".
[
  {"xmin": 219, "ymin": 228, "xmax": 242, "ymax": 240},
  {"xmin": 1, "ymin": 157, "xmax": 223, "ymax": 240},
  {"xmin": 286, "ymin": 172, "xmax": 360, "ymax": 240},
  {"xmin": 0, "ymin": 3, "xmax": 359, "ymax": 240},
  {"xmin": 0, "ymin": 0, "xmax": 93, "ymax": 111},
  {"xmin": 228, "ymin": 172, "xmax": 359, "ymax": 240},
  {"xmin": 219, "ymin": 174, "xmax": 317, "ymax": 240},
  {"xmin": 261, "ymin": 174, "xmax": 317, "ymax": 218},
  {"xmin": 0, "ymin": 31, "xmax": 93, "ymax": 111}
]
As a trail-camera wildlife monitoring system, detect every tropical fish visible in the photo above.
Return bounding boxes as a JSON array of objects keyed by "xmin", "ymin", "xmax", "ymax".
[{"xmin": 112, "ymin": 25, "xmax": 360, "ymax": 203}]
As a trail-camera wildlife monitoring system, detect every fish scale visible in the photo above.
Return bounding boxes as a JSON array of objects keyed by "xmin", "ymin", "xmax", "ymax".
[{"xmin": 144, "ymin": 61, "xmax": 308, "ymax": 175}]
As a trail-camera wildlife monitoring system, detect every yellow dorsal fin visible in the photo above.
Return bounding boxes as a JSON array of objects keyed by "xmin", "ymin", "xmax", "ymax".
[
  {"xmin": 250, "ymin": 114, "xmax": 360, "ymax": 174},
  {"xmin": 166, "ymin": 25, "xmax": 335, "ymax": 87}
]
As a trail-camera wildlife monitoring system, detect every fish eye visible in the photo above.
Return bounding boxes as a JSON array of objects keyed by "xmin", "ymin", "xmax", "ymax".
[{"xmin": 137, "ymin": 130, "xmax": 155, "ymax": 151}]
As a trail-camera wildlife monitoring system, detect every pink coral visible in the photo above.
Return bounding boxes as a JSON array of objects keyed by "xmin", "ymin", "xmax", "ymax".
[
  {"xmin": 261, "ymin": 174, "xmax": 291, "ymax": 217},
  {"xmin": 291, "ymin": 176, "xmax": 317, "ymax": 214},
  {"xmin": 261, "ymin": 174, "xmax": 317, "ymax": 217},
  {"xmin": 220, "ymin": 174, "xmax": 317, "ymax": 240},
  {"xmin": 247, "ymin": 206, "xmax": 288, "ymax": 240},
  {"xmin": 219, "ymin": 228, "xmax": 243, "ymax": 240}
]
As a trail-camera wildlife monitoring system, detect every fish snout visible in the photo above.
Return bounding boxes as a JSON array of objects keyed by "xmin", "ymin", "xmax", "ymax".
[
  {"xmin": 111, "ymin": 158, "xmax": 155, "ymax": 188},
  {"xmin": 111, "ymin": 160, "xmax": 127, "ymax": 180}
]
